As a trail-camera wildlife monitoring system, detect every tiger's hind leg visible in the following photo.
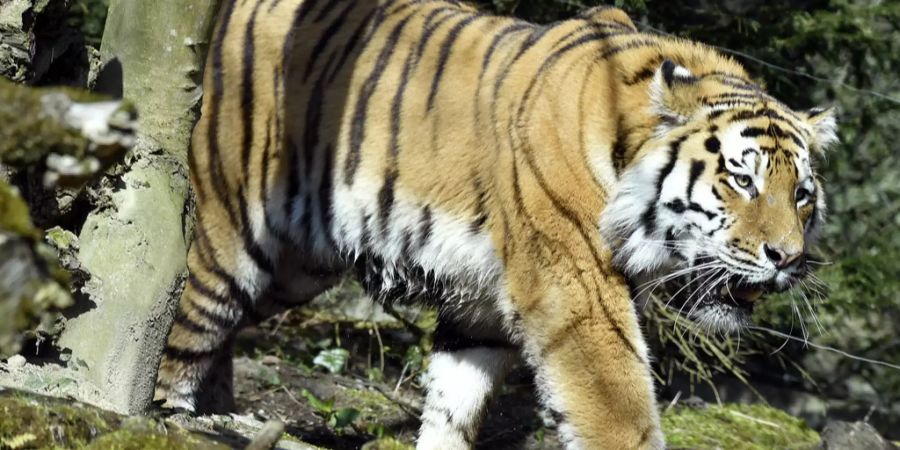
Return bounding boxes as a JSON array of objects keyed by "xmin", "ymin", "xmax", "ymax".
[
  {"xmin": 417, "ymin": 320, "xmax": 517, "ymax": 450},
  {"xmin": 153, "ymin": 205, "xmax": 278, "ymax": 413},
  {"xmin": 155, "ymin": 232, "xmax": 342, "ymax": 413}
]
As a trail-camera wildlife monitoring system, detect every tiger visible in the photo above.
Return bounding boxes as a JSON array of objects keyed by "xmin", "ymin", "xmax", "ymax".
[{"xmin": 153, "ymin": 0, "xmax": 837, "ymax": 448}]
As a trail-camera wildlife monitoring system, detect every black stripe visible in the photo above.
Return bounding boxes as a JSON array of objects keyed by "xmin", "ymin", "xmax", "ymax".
[
  {"xmin": 642, "ymin": 137, "xmax": 685, "ymax": 233},
  {"xmin": 163, "ymin": 344, "xmax": 218, "ymax": 362},
  {"xmin": 598, "ymin": 38, "xmax": 659, "ymax": 60},
  {"xmin": 688, "ymin": 202, "xmax": 717, "ymax": 220},
  {"xmin": 319, "ymin": 144, "xmax": 336, "ymax": 244},
  {"xmin": 344, "ymin": 13, "xmax": 415, "ymax": 185},
  {"xmin": 473, "ymin": 20, "xmax": 532, "ymax": 128},
  {"xmin": 478, "ymin": 22, "xmax": 532, "ymax": 83},
  {"xmin": 623, "ymin": 55, "xmax": 663, "ymax": 85},
  {"xmin": 294, "ymin": 0, "xmax": 319, "ymax": 23},
  {"xmin": 492, "ymin": 25, "xmax": 551, "ymax": 101},
  {"xmin": 703, "ymin": 92, "xmax": 760, "ymax": 102},
  {"xmin": 192, "ymin": 226, "xmax": 259, "ymax": 320},
  {"xmin": 515, "ymin": 27, "xmax": 635, "ymax": 125},
  {"xmin": 284, "ymin": 137, "xmax": 300, "ymax": 222},
  {"xmin": 237, "ymin": 185, "xmax": 275, "ymax": 274},
  {"xmin": 741, "ymin": 127, "xmax": 766, "ymax": 138},
  {"xmin": 470, "ymin": 174, "xmax": 488, "ymax": 233},
  {"xmin": 732, "ymin": 107, "xmax": 805, "ymax": 138},
  {"xmin": 303, "ymin": 0, "xmax": 356, "ymax": 83},
  {"xmin": 303, "ymin": 53, "xmax": 340, "ymax": 179},
  {"xmin": 708, "ymin": 109, "xmax": 728, "ymax": 120},
  {"xmin": 414, "ymin": 8, "xmax": 458, "ymax": 62},
  {"xmin": 612, "ymin": 114, "xmax": 628, "ymax": 174},
  {"xmin": 313, "ymin": 0, "xmax": 342, "ymax": 22},
  {"xmin": 426, "ymin": 14, "xmax": 483, "ymax": 112},
  {"xmin": 189, "ymin": 295, "xmax": 236, "ymax": 329},
  {"xmin": 376, "ymin": 36, "xmax": 418, "ymax": 237},
  {"xmin": 327, "ymin": 6, "xmax": 379, "ymax": 83},
  {"xmin": 188, "ymin": 274, "xmax": 232, "ymax": 307},
  {"xmin": 419, "ymin": 205, "xmax": 433, "ymax": 248},
  {"xmin": 258, "ymin": 114, "xmax": 289, "ymax": 242},
  {"xmin": 359, "ymin": 213, "xmax": 372, "ymax": 247},
  {"xmin": 687, "ymin": 160, "xmax": 705, "ymax": 199},
  {"xmin": 240, "ymin": 1, "xmax": 264, "ymax": 178},
  {"xmin": 206, "ymin": 0, "xmax": 239, "ymax": 224},
  {"xmin": 173, "ymin": 310, "xmax": 217, "ymax": 334},
  {"xmin": 377, "ymin": 168, "xmax": 397, "ymax": 236},
  {"xmin": 704, "ymin": 99, "xmax": 757, "ymax": 109},
  {"xmin": 187, "ymin": 141, "xmax": 206, "ymax": 201}
]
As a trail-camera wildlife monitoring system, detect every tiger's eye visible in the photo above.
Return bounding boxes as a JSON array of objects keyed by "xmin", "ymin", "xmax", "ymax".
[
  {"xmin": 734, "ymin": 174, "xmax": 752, "ymax": 188},
  {"xmin": 796, "ymin": 187, "xmax": 811, "ymax": 202}
]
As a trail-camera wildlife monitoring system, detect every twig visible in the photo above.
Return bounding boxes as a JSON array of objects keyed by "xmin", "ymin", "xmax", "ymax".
[
  {"xmin": 267, "ymin": 311, "xmax": 292, "ymax": 338},
  {"xmin": 728, "ymin": 410, "xmax": 782, "ymax": 429},
  {"xmin": 245, "ymin": 419, "xmax": 285, "ymax": 450},
  {"xmin": 372, "ymin": 321, "xmax": 385, "ymax": 374},
  {"xmin": 394, "ymin": 362, "xmax": 410, "ymax": 394},
  {"xmin": 749, "ymin": 326, "xmax": 900, "ymax": 371},
  {"xmin": 664, "ymin": 390, "xmax": 682, "ymax": 414}
]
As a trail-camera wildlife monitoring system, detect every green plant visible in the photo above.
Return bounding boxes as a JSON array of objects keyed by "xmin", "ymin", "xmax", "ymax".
[{"xmin": 300, "ymin": 389, "xmax": 361, "ymax": 432}]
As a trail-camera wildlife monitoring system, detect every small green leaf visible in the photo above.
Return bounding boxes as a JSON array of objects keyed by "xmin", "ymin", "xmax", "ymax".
[
  {"xmin": 332, "ymin": 407, "xmax": 360, "ymax": 429},
  {"xmin": 313, "ymin": 348, "xmax": 350, "ymax": 374},
  {"xmin": 301, "ymin": 389, "xmax": 334, "ymax": 415}
]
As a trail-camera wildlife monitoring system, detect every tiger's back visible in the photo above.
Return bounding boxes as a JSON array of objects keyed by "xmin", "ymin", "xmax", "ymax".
[{"xmin": 158, "ymin": 1, "xmax": 834, "ymax": 449}]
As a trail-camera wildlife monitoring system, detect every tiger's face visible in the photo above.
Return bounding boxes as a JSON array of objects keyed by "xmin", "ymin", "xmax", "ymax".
[{"xmin": 602, "ymin": 61, "xmax": 837, "ymax": 332}]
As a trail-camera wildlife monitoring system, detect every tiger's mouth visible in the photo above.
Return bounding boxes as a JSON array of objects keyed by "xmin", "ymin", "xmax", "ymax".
[
  {"xmin": 667, "ymin": 274, "xmax": 771, "ymax": 317},
  {"xmin": 708, "ymin": 278, "xmax": 768, "ymax": 312}
]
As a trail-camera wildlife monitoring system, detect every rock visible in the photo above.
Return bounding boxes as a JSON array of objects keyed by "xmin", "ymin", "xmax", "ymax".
[
  {"xmin": 0, "ymin": 389, "xmax": 325, "ymax": 449},
  {"xmin": 816, "ymin": 421, "xmax": 898, "ymax": 450},
  {"xmin": 262, "ymin": 355, "xmax": 282, "ymax": 366},
  {"xmin": 0, "ymin": 0, "xmax": 93, "ymax": 86},
  {"xmin": 663, "ymin": 403, "xmax": 820, "ymax": 449},
  {"xmin": 5, "ymin": 354, "xmax": 25, "ymax": 368},
  {"xmin": 0, "ymin": 183, "xmax": 73, "ymax": 357}
]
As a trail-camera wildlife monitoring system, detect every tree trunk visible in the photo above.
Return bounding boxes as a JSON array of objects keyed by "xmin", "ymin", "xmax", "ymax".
[{"xmin": 57, "ymin": 0, "xmax": 221, "ymax": 414}]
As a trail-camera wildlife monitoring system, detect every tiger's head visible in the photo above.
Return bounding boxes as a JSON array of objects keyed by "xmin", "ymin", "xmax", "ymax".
[{"xmin": 601, "ymin": 60, "xmax": 837, "ymax": 332}]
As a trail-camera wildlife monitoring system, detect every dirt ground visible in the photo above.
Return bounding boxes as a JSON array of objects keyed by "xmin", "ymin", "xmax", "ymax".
[{"xmin": 229, "ymin": 293, "xmax": 562, "ymax": 450}]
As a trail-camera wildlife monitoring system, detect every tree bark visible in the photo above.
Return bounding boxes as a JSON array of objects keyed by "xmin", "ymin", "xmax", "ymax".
[{"xmin": 57, "ymin": 0, "xmax": 221, "ymax": 414}]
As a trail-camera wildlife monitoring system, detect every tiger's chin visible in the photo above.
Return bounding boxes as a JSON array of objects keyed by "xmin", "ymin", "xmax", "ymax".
[{"xmin": 667, "ymin": 275, "xmax": 770, "ymax": 334}]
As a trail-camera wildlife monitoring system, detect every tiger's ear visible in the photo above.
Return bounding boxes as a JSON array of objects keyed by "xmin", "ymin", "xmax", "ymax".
[
  {"xmin": 801, "ymin": 107, "xmax": 838, "ymax": 152},
  {"xmin": 649, "ymin": 60, "xmax": 702, "ymax": 127}
]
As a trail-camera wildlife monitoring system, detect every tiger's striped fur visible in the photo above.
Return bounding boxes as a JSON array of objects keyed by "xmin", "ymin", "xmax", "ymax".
[{"xmin": 154, "ymin": 1, "xmax": 836, "ymax": 448}]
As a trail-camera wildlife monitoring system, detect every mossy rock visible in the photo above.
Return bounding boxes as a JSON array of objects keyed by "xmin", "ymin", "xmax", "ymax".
[
  {"xmin": 336, "ymin": 386, "xmax": 411, "ymax": 432},
  {"xmin": 662, "ymin": 403, "xmax": 820, "ymax": 450},
  {"xmin": 0, "ymin": 181, "xmax": 73, "ymax": 356},
  {"xmin": 83, "ymin": 417, "xmax": 228, "ymax": 450},
  {"xmin": 361, "ymin": 437, "xmax": 414, "ymax": 450},
  {"xmin": 0, "ymin": 391, "xmax": 229, "ymax": 449},
  {"xmin": 0, "ymin": 181, "xmax": 38, "ymax": 239}
]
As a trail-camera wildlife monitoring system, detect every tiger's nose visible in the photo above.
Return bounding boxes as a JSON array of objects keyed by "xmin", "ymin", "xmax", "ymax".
[{"xmin": 764, "ymin": 244, "xmax": 801, "ymax": 269}]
